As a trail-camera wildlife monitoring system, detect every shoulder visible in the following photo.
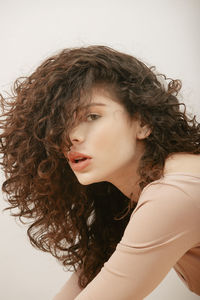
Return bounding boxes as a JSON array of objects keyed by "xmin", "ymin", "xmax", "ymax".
[
  {"xmin": 125, "ymin": 170, "xmax": 200, "ymax": 246},
  {"xmin": 163, "ymin": 152, "xmax": 200, "ymax": 176},
  {"xmin": 124, "ymin": 176, "xmax": 200, "ymax": 250}
]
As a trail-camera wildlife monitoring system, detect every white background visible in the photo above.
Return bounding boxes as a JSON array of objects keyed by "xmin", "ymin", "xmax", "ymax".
[{"xmin": 0, "ymin": 0, "xmax": 200, "ymax": 299}]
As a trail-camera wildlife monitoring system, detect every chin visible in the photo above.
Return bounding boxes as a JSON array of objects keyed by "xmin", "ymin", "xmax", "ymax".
[
  {"xmin": 75, "ymin": 173, "xmax": 104, "ymax": 186},
  {"xmin": 75, "ymin": 175, "xmax": 96, "ymax": 185}
]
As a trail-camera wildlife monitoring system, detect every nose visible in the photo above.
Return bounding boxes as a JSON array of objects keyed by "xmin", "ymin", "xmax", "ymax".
[{"xmin": 69, "ymin": 123, "xmax": 85, "ymax": 146}]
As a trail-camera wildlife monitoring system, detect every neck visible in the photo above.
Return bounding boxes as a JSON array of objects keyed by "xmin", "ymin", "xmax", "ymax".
[
  {"xmin": 112, "ymin": 167, "xmax": 141, "ymax": 202},
  {"xmin": 108, "ymin": 142, "xmax": 144, "ymax": 203}
]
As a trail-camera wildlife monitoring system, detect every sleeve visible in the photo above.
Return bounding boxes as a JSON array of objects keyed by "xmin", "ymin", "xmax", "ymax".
[
  {"xmin": 52, "ymin": 267, "xmax": 84, "ymax": 300},
  {"xmin": 74, "ymin": 181, "xmax": 200, "ymax": 300}
]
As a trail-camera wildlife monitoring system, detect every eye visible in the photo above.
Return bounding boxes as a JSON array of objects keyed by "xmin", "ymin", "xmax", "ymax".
[{"xmin": 86, "ymin": 114, "xmax": 100, "ymax": 121}]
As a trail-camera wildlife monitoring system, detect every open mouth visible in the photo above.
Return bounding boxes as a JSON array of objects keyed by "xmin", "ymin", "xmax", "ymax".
[
  {"xmin": 74, "ymin": 157, "xmax": 87, "ymax": 163},
  {"xmin": 70, "ymin": 157, "xmax": 92, "ymax": 172},
  {"xmin": 67, "ymin": 151, "xmax": 92, "ymax": 171}
]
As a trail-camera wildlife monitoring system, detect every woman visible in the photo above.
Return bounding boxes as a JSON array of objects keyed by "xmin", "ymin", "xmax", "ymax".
[{"xmin": 0, "ymin": 45, "xmax": 200, "ymax": 299}]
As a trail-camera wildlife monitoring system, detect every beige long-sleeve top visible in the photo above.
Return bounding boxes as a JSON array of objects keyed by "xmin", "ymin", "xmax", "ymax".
[{"xmin": 53, "ymin": 173, "xmax": 200, "ymax": 299}]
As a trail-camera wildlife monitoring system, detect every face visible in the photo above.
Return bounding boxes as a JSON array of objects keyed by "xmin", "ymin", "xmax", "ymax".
[{"xmin": 65, "ymin": 86, "xmax": 147, "ymax": 188}]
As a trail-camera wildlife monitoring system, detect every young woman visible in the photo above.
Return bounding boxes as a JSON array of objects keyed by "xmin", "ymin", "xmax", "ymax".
[{"xmin": 0, "ymin": 45, "xmax": 200, "ymax": 299}]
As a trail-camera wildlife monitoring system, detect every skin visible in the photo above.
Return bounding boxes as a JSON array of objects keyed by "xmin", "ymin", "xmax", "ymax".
[
  {"xmin": 65, "ymin": 86, "xmax": 200, "ymax": 202},
  {"xmin": 66, "ymin": 86, "xmax": 151, "ymax": 201},
  {"xmin": 164, "ymin": 152, "xmax": 200, "ymax": 176}
]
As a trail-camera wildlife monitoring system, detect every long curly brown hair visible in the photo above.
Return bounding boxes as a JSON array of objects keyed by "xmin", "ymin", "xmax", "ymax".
[{"xmin": 0, "ymin": 45, "xmax": 200, "ymax": 288}]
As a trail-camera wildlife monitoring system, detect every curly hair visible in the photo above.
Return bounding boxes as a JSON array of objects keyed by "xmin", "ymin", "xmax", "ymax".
[{"xmin": 0, "ymin": 45, "xmax": 200, "ymax": 288}]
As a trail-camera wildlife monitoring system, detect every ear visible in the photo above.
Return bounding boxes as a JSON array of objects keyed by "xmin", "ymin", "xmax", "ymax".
[{"xmin": 136, "ymin": 123, "xmax": 151, "ymax": 140}]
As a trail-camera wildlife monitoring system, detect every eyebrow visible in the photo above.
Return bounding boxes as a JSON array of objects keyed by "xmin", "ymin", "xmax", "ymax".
[{"xmin": 83, "ymin": 103, "xmax": 107, "ymax": 108}]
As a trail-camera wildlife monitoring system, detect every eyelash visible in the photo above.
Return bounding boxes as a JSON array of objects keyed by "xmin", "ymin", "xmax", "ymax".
[{"xmin": 86, "ymin": 113, "xmax": 100, "ymax": 121}]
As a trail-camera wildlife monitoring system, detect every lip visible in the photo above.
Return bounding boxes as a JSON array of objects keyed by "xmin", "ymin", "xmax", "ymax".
[
  {"xmin": 67, "ymin": 151, "xmax": 92, "ymax": 172},
  {"xmin": 69, "ymin": 157, "xmax": 92, "ymax": 172},
  {"xmin": 67, "ymin": 151, "xmax": 92, "ymax": 162}
]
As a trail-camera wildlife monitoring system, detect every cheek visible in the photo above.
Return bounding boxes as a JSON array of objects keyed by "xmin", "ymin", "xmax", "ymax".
[
  {"xmin": 91, "ymin": 125, "xmax": 135, "ymax": 163},
  {"xmin": 87, "ymin": 115, "xmax": 137, "ymax": 161},
  {"xmin": 87, "ymin": 122, "xmax": 114, "ymax": 149},
  {"xmin": 93, "ymin": 124, "xmax": 117, "ymax": 152}
]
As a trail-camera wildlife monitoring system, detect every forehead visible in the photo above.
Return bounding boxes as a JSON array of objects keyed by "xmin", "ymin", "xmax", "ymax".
[
  {"xmin": 79, "ymin": 85, "xmax": 122, "ymax": 110},
  {"xmin": 62, "ymin": 85, "xmax": 136, "ymax": 148},
  {"xmin": 77, "ymin": 86, "xmax": 134, "ymax": 129}
]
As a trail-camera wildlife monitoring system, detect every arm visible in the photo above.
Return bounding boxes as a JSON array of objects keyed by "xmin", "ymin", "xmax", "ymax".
[
  {"xmin": 53, "ymin": 267, "xmax": 84, "ymax": 300},
  {"xmin": 74, "ymin": 180, "xmax": 200, "ymax": 300}
]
